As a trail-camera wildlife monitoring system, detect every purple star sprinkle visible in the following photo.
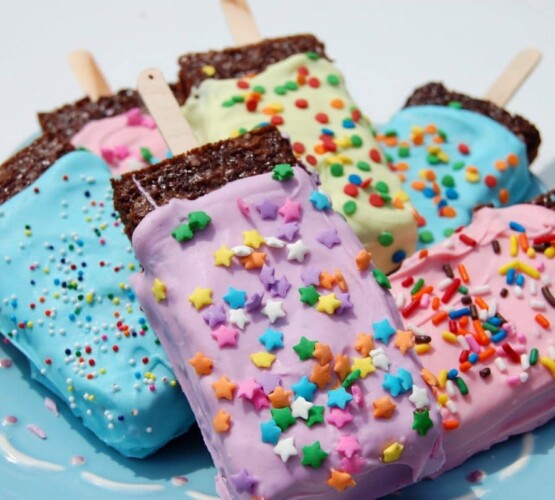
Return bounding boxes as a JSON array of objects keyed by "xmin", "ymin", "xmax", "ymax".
[
  {"xmin": 301, "ymin": 266, "xmax": 321, "ymax": 286},
  {"xmin": 270, "ymin": 275, "xmax": 291, "ymax": 298},
  {"xmin": 335, "ymin": 292, "xmax": 353, "ymax": 315},
  {"xmin": 202, "ymin": 304, "xmax": 227, "ymax": 328},
  {"xmin": 230, "ymin": 468, "xmax": 257, "ymax": 494},
  {"xmin": 276, "ymin": 222, "xmax": 299, "ymax": 242},
  {"xmin": 259, "ymin": 264, "xmax": 276, "ymax": 290},
  {"xmin": 255, "ymin": 198, "xmax": 279, "ymax": 220},
  {"xmin": 245, "ymin": 292, "xmax": 264, "ymax": 313},
  {"xmin": 317, "ymin": 228, "xmax": 341, "ymax": 249},
  {"xmin": 256, "ymin": 373, "xmax": 282, "ymax": 394}
]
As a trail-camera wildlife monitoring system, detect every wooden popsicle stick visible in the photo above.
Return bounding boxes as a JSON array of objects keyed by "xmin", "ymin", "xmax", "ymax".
[
  {"xmin": 220, "ymin": 0, "xmax": 261, "ymax": 46},
  {"xmin": 67, "ymin": 50, "xmax": 112, "ymax": 102},
  {"xmin": 137, "ymin": 68, "xmax": 198, "ymax": 156},
  {"xmin": 484, "ymin": 48, "xmax": 542, "ymax": 107}
]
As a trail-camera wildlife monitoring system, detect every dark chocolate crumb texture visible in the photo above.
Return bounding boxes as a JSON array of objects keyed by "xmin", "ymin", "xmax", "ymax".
[
  {"xmin": 112, "ymin": 126, "xmax": 299, "ymax": 238},
  {"xmin": 531, "ymin": 189, "xmax": 555, "ymax": 210}
]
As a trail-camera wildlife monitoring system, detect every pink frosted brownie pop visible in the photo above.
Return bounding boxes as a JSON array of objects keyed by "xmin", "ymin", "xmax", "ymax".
[
  {"xmin": 390, "ymin": 202, "xmax": 555, "ymax": 473},
  {"xmin": 112, "ymin": 126, "xmax": 444, "ymax": 498}
]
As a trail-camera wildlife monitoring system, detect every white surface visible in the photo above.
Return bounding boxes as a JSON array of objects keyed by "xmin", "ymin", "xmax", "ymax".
[{"xmin": 1, "ymin": 0, "xmax": 554, "ymax": 183}]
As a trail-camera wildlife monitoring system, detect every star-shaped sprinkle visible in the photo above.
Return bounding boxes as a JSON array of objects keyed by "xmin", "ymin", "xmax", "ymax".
[
  {"xmin": 286, "ymin": 239, "xmax": 309, "ymax": 263},
  {"xmin": 240, "ymin": 251, "xmax": 267, "ymax": 269},
  {"xmin": 354, "ymin": 333, "xmax": 374, "ymax": 357},
  {"xmin": 187, "ymin": 211, "xmax": 211, "ymax": 231},
  {"xmin": 274, "ymin": 436, "xmax": 298, "ymax": 462},
  {"xmin": 336, "ymin": 435, "xmax": 361, "ymax": 458},
  {"xmin": 211, "ymin": 325, "xmax": 239, "ymax": 348},
  {"xmin": 302, "ymin": 441, "xmax": 329, "ymax": 468},
  {"xmin": 261, "ymin": 300, "xmax": 286, "ymax": 323},
  {"xmin": 171, "ymin": 223, "xmax": 193, "ymax": 242},
  {"xmin": 370, "ymin": 348, "xmax": 391, "ymax": 371},
  {"xmin": 202, "ymin": 305, "xmax": 226, "ymax": 329},
  {"xmin": 151, "ymin": 278, "xmax": 167, "ymax": 302},
  {"xmin": 319, "ymin": 271, "xmax": 337, "ymax": 289},
  {"xmin": 413, "ymin": 408, "xmax": 434, "ymax": 436},
  {"xmin": 269, "ymin": 386, "xmax": 292, "ymax": 408},
  {"xmin": 223, "ymin": 287, "xmax": 247, "ymax": 309},
  {"xmin": 351, "ymin": 357, "xmax": 375, "ymax": 378},
  {"xmin": 188, "ymin": 352, "xmax": 213, "ymax": 376},
  {"xmin": 228, "ymin": 308, "xmax": 249, "ymax": 330},
  {"xmin": 293, "ymin": 336, "xmax": 317, "ymax": 360},
  {"xmin": 313, "ymin": 343, "xmax": 333, "ymax": 365},
  {"xmin": 334, "ymin": 354, "xmax": 351, "ymax": 381},
  {"xmin": 245, "ymin": 292, "xmax": 264, "ymax": 312},
  {"xmin": 211, "ymin": 376, "xmax": 236, "ymax": 400},
  {"xmin": 259, "ymin": 264, "xmax": 276, "ymax": 289},
  {"xmin": 243, "ymin": 229, "xmax": 265, "ymax": 249},
  {"xmin": 259, "ymin": 328, "xmax": 284, "ymax": 351},
  {"xmin": 272, "ymin": 163, "xmax": 294, "ymax": 181},
  {"xmin": 213, "ymin": 409, "xmax": 231, "ymax": 433},
  {"xmin": 311, "ymin": 363, "xmax": 332, "ymax": 388},
  {"xmin": 250, "ymin": 351, "xmax": 276, "ymax": 368},
  {"xmin": 316, "ymin": 293, "xmax": 341, "ymax": 314},
  {"xmin": 309, "ymin": 190, "xmax": 332, "ymax": 211},
  {"xmin": 317, "ymin": 229, "xmax": 341, "ymax": 249},
  {"xmin": 277, "ymin": 222, "xmax": 300, "ymax": 242},
  {"xmin": 237, "ymin": 378, "xmax": 261, "ymax": 400},
  {"xmin": 327, "ymin": 469, "xmax": 356, "ymax": 492},
  {"xmin": 188, "ymin": 287, "xmax": 213, "ymax": 310},
  {"xmin": 306, "ymin": 406, "xmax": 325, "ymax": 427},
  {"xmin": 382, "ymin": 373, "xmax": 403, "ymax": 397},
  {"xmin": 278, "ymin": 199, "xmax": 302, "ymax": 223},
  {"xmin": 394, "ymin": 329, "xmax": 415, "ymax": 354},
  {"xmin": 270, "ymin": 275, "xmax": 291, "ymax": 298},
  {"xmin": 355, "ymin": 249, "xmax": 372, "ymax": 271},
  {"xmin": 335, "ymin": 292, "xmax": 353, "ymax": 315},
  {"xmin": 231, "ymin": 245, "xmax": 253, "ymax": 257},
  {"xmin": 251, "ymin": 389, "xmax": 270, "ymax": 411},
  {"xmin": 255, "ymin": 198, "xmax": 279, "ymax": 220},
  {"xmin": 213, "ymin": 245, "xmax": 235, "ymax": 267},
  {"xmin": 264, "ymin": 236, "xmax": 286, "ymax": 248},
  {"xmin": 298, "ymin": 285, "xmax": 320, "ymax": 306},
  {"xmin": 301, "ymin": 266, "xmax": 321, "ymax": 286},
  {"xmin": 260, "ymin": 420, "xmax": 281, "ymax": 444},
  {"xmin": 409, "ymin": 385, "xmax": 430, "ymax": 409},
  {"xmin": 373, "ymin": 396, "xmax": 397, "ymax": 419},
  {"xmin": 256, "ymin": 373, "xmax": 281, "ymax": 394},
  {"xmin": 373, "ymin": 318, "xmax": 396, "ymax": 344},
  {"xmin": 326, "ymin": 407, "xmax": 353, "ymax": 428},
  {"xmin": 271, "ymin": 407, "xmax": 296, "ymax": 431},
  {"xmin": 292, "ymin": 376, "xmax": 317, "ymax": 401},
  {"xmin": 383, "ymin": 442, "xmax": 404, "ymax": 463},
  {"xmin": 291, "ymin": 396, "xmax": 313, "ymax": 420},
  {"xmin": 342, "ymin": 455, "xmax": 366, "ymax": 474},
  {"xmin": 230, "ymin": 468, "xmax": 257, "ymax": 494},
  {"xmin": 327, "ymin": 387, "xmax": 353, "ymax": 409},
  {"xmin": 397, "ymin": 368, "xmax": 414, "ymax": 392}
]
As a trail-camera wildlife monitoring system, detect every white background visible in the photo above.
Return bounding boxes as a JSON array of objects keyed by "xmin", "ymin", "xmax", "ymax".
[{"xmin": 1, "ymin": 0, "xmax": 554, "ymax": 183}]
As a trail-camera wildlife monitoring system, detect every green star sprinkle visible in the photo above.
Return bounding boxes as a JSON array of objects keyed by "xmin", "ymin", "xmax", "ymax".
[
  {"xmin": 302, "ymin": 441, "xmax": 329, "ymax": 468},
  {"xmin": 188, "ymin": 211, "xmax": 212, "ymax": 231},
  {"xmin": 306, "ymin": 406, "xmax": 325, "ymax": 427},
  {"xmin": 299, "ymin": 286, "xmax": 320, "ymax": 306},
  {"xmin": 412, "ymin": 408, "xmax": 434, "ymax": 436},
  {"xmin": 171, "ymin": 223, "xmax": 194, "ymax": 242},
  {"xmin": 293, "ymin": 336, "xmax": 318, "ymax": 361},
  {"xmin": 342, "ymin": 369, "xmax": 361, "ymax": 388},
  {"xmin": 272, "ymin": 163, "xmax": 294, "ymax": 181},
  {"xmin": 271, "ymin": 407, "xmax": 297, "ymax": 431}
]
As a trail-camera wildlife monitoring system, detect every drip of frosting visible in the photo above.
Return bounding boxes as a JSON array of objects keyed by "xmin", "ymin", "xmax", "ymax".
[
  {"xmin": 80, "ymin": 471, "xmax": 165, "ymax": 492},
  {"xmin": 182, "ymin": 53, "xmax": 417, "ymax": 274},
  {"xmin": 390, "ymin": 204, "xmax": 555, "ymax": 473},
  {"xmin": 130, "ymin": 166, "xmax": 444, "ymax": 498},
  {"xmin": 0, "ymin": 151, "xmax": 193, "ymax": 458},
  {"xmin": 0, "ymin": 434, "xmax": 64, "ymax": 472},
  {"xmin": 378, "ymin": 105, "xmax": 545, "ymax": 248},
  {"xmin": 70, "ymin": 108, "xmax": 170, "ymax": 175}
]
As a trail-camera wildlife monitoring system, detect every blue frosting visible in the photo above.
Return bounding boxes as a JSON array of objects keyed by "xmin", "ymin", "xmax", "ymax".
[
  {"xmin": 379, "ymin": 105, "xmax": 545, "ymax": 248},
  {"xmin": 0, "ymin": 151, "xmax": 193, "ymax": 458}
]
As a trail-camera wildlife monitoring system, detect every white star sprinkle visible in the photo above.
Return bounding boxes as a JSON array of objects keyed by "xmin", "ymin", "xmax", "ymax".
[
  {"xmin": 274, "ymin": 436, "xmax": 298, "ymax": 462},
  {"xmin": 370, "ymin": 348, "xmax": 391, "ymax": 371},
  {"xmin": 228, "ymin": 308, "xmax": 249, "ymax": 330},
  {"xmin": 264, "ymin": 236, "xmax": 286, "ymax": 248},
  {"xmin": 291, "ymin": 396, "xmax": 313, "ymax": 420},
  {"xmin": 261, "ymin": 300, "xmax": 286, "ymax": 324},
  {"xmin": 231, "ymin": 245, "xmax": 253, "ymax": 257},
  {"xmin": 286, "ymin": 240, "xmax": 309, "ymax": 263},
  {"xmin": 409, "ymin": 385, "xmax": 430, "ymax": 409}
]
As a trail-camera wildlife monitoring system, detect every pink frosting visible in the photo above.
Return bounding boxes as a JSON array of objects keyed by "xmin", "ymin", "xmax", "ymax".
[
  {"xmin": 390, "ymin": 204, "xmax": 555, "ymax": 473},
  {"xmin": 130, "ymin": 167, "xmax": 444, "ymax": 499},
  {"xmin": 70, "ymin": 108, "xmax": 169, "ymax": 175}
]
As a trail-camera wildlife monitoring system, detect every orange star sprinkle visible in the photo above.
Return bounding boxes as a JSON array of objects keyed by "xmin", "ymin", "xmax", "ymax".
[
  {"xmin": 310, "ymin": 363, "xmax": 332, "ymax": 389},
  {"xmin": 188, "ymin": 352, "xmax": 213, "ymax": 376},
  {"xmin": 355, "ymin": 249, "xmax": 371, "ymax": 271},
  {"xmin": 268, "ymin": 386, "xmax": 292, "ymax": 408},
  {"xmin": 213, "ymin": 409, "xmax": 231, "ymax": 433},
  {"xmin": 319, "ymin": 271, "xmax": 337, "ymax": 289},
  {"xmin": 373, "ymin": 396, "xmax": 397, "ymax": 419},
  {"xmin": 334, "ymin": 354, "xmax": 351, "ymax": 381},
  {"xmin": 354, "ymin": 333, "xmax": 374, "ymax": 357},
  {"xmin": 327, "ymin": 469, "xmax": 356, "ymax": 491},
  {"xmin": 240, "ymin": 252, "xmax": 267, "ymax": 270},
  {"xmin": 211, "ymin": 376, "xmax": 236, "ymax": 400},
  {"xmin": 313, "ymin": 342, "xmax": 333, "ymax": 365},
  {"xmin": 334, "ymin": 270, "xmax": 348, "ymax": 292},
  {"xmin": 394, "ymin": 330, "xmax": 415, "ymax": 355}
]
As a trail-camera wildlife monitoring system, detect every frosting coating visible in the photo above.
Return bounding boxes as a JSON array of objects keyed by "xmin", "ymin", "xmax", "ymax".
[
  {"xmin": 390, "ymin": 204, "xmax": 555, "ymax": 472},
  {"xmin": 378, "ymin": 105, "xmax": 544, "ymax": 248},
  {"xmin": 182, "ymin": 53, "xmax": 417, "ymax": 274},
  {"xmin": 71, "ymin": 108, "xmax": 169, "ymax": 175},
  {"xmin": 130, "ymin": 166, "xmax": 444, "ymax": 498},
  {"xmin": 0, "ymin": 151, "xmax": 193, "ymax": 458}
]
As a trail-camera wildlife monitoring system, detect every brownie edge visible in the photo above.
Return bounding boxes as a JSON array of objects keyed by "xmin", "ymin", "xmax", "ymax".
[
  {"xmin": 0, "ymin": 135, "xmax": 75, "ymax": 205},
  {"xmin": 112, "ymin": 126, "xmax": 299, "ymax": 239},
  {"xmin": 176, "ymin": 34, "xmax": 328, "ymax": 103},
  {"xmin": 404, "ymin": 82, "xmax": 541, "ymax": 163}
]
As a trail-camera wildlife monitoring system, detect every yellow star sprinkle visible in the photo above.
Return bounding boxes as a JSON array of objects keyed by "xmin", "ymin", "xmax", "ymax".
[
  {"xmin": 243, "ymin": 230, "xmax": 265, "ymax": 249},
  {"xmin": 351, "ymin": 357, "xmax": 375, "ymax": 378},
  {"xmin": 250, "ymin": 352, "xmax": 276, "ymax": 369},
  {"xmin": 315, "ymin": 293, "xmax": 341, "ymax": 315},
  {"xmin": 382, "ymin": 442, "xmax": 404, "ymax": 463},
  {"xmin": 213, "ymin": 245, "xmax": 235, "ymax": 267},
  {"xmin": 188, "ymin": 287, "xmax": 213, "ymax": 310},
  {"xmin": 151, "ymin": 278, "xmax": 167, "ymax": 302}
]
